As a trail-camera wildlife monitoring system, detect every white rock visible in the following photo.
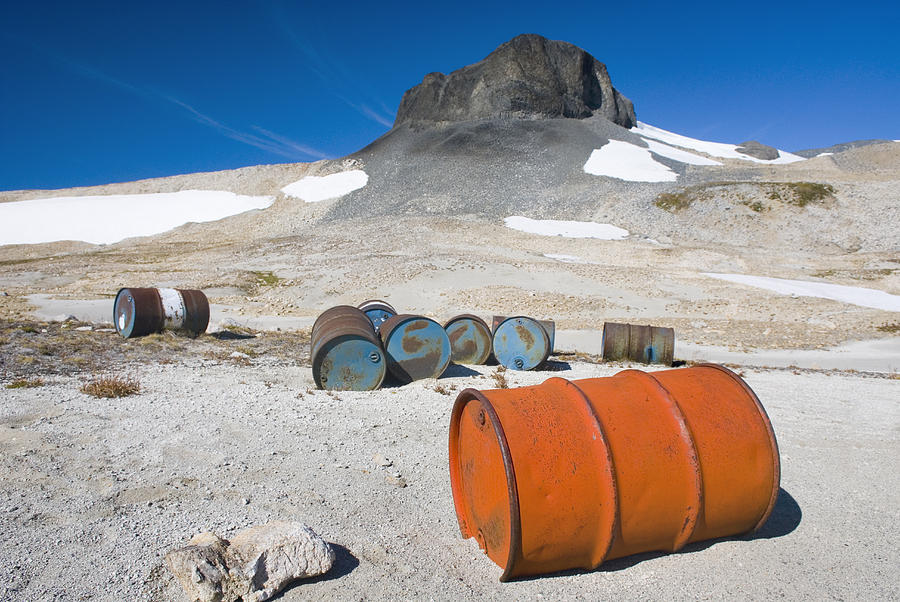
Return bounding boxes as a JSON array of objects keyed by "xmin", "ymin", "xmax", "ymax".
[
  {"xmin": 372, "ymin": 453, "xmax": 393, "ymax": 467},
  {"xmin": 226, "ymin": 521, "xmax": 334, "ymax": 602},
  {"xmin": 164, "ymin": 532, "xmax": 230, "ymax": 602}
]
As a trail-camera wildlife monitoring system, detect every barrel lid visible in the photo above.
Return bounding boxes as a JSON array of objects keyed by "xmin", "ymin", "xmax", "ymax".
[
  {"xmin": 444, "ymin": 314, "xmax": 492, "ymax": 365},
  {"xmin": 491, "ymin": 316, "xmax": 550, "ymax": 371},
  {"xmin": 313, "ymin": 334, "xmax": 385, "ymax": 391},
  {"xmin": 380, "ymin": 315, "xmax": 451, "ymax": 383}
]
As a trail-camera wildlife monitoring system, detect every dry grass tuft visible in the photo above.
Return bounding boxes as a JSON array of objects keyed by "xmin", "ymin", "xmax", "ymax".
[
  {"xmin": 491, "ymin": 366, "xmax": 509, "ymax": 389},
  {"xmin": 80, "ymin": 375, "xmax": 140, "ymax": 398},
  {"xmin": 6, "ymin": 377, "xmax": 45, "ymax": 389}
]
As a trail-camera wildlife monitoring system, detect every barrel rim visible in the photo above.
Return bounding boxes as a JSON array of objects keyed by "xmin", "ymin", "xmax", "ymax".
[
  {"xmin": 311, "ymin": 331, "xmax": 386, "ymax": 391},
  {"xmin": 492, "ymin": 316, "xmax": 551, "ymax": 370},
  {"xmin": 449, "ymin": 387, "xmax": 523, "ymax": 582}
]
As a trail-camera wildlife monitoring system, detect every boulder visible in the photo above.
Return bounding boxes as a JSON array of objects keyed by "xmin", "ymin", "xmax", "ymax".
[
  {"xmin": 736, "ymin": 140, "xmax": 780, "ymax": 160},
  {"xmin": 165, "ymin": 522, "xmax": 334, "ymax": 602},
  {"xmin": 226, "ymin": 521, "xmax": 335, "ymax": 602},
  {"xmin": 395, "ymin": 34, "xmax": 636, "ymax": 128},
  {"xmin": 164, "ymin": 532, "xmax": 230, "ymax": 602}
]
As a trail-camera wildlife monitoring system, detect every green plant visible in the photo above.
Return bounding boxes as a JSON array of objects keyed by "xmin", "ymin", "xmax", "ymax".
[
  {"xmin": 743, "ymin": 200, "xmax": 767, "ymax": 213},
  {"xmin": 6, "ymin": 377, "xmax": 45, "ymax": 389},
  {"xmin": 782, "ymin": 182, "xmax": 835, "ymax": 207},
  {"xmin": 654, "ymin": 191, "xmax": 692, "ymax": 212},
  {"xmin": 252, "ymin": 271, "xmax": 281, "ymax": 287},
  {"xmin": 877, "ymin": 322, "xmax": 900, "ymax": 334}
]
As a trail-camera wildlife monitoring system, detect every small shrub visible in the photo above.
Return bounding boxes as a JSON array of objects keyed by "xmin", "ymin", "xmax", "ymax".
[
  {"xmin": 6, "ymin": 378, "xmax": 45, "ymax": 389},
  {"xmin": 433, "ymin": 384, "xmax": 452, "ymax": 395},
  {"xmin": 783, "ymin": 182, "xmax": 835, "ymax": 207},
  {"xmin": 655, "ymin": 191, "xmax": 692, "ymax": 212},
  {"xmin": 80, "ymin": 375, "xmax": 140, "ymax": 398},
  {"xmin": 491, "ymin": 367, "xmax": 509, "ymax": 389},
  {"xmin": 252, "ymin": 271, "xmax": 281, "ymax": 287}
]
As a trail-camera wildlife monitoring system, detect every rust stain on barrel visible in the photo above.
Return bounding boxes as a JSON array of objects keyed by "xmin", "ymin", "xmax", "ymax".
[
  {"xmin": 403, "ymin": 336, "xmax": 425, "ymax": 353},
  {"xmin": 407, "ymin": 321, "xmax": 429, "ymax": 332},
  {"xmin": 448, "ymin": 327, "xmax": 465, "ymax": 345},
  {"xmin": 514, "ymin": 324, "xmax": 535, "ymax": 347}
]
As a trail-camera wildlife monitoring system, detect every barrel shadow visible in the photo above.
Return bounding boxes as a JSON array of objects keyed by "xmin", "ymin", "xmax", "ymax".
[
  {"xmin": 443, "ymin": 364, "xmax": 481, "ymax": 378},
  {"xmin": 513, "ymin": 488, "xmax": 801, "ymax": 580},
  {"xmin": 209, "ymin": 330, "xmax": 255, "ymax": 341}
]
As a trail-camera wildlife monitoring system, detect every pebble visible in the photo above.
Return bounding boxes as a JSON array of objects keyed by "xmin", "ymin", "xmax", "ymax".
[{"xmin": 372, "ymin": 453, "xmax": 393, "ymax": 467}]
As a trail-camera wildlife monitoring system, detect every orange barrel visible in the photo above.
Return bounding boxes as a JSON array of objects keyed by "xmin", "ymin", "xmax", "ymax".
[
  {"xmin": 380, "ymin": 314, "xmax": 451, "ymax": 383},
  {"xmin": 448, "ymin": 364, "xmax": 779, "ymax": 581},
  {"xmin": 444, "ymin": 314, "xmax": 492, "ymax": 365},
  {"xmin": 310, "ymin": 305, "xmax": 386, "ymax": 391},
  {"xmin": 113, "ymin": 287, "xmax": 209, "ymax": 338},
  {"xmin": 357, "ymin": 299, "xmax": 397, "ymax": 333},
  {"xmin": 602, "ymin": 322, "xmax": 674, "ymax": 365}
]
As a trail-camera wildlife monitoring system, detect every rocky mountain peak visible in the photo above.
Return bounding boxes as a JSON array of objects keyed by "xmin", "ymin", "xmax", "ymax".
[{"xmin": 394, "ymin": 34, "xmax": 636, "ymax": 128}]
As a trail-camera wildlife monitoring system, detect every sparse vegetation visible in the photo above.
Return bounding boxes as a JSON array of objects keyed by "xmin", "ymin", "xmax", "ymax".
[
  {"xmin": 877, "ymin": 322, "xmax": 900, "ymax": 334},
  {"xmin": 6, "ymin": 377, "xmax": 45, "ymax": 389},
  {"xmin": 743, "ymin": 200, "xmax": 767, "ymax": 213},
  {"xmin": 782, "ymin": 182, "xmax": 835, "ymax": 206},
  {"xmin": 654, "ymin": 191, "xmax": 692, "ymax": 212},
  {"xmin": 80, "ymin": 375, "xmax": 140, "ymax": 398},
  {"xmin": 490, "ymin": 366, "xmax": 509, "ymax": 389},
  {"xmin": 252, "ymin": 270, "xmax": 281, "ymax": 287}
]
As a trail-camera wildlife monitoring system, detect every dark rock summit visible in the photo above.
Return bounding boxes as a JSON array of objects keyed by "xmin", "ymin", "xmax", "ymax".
[
  {"xmin": 394, "ymin": 34, "xmax": 636, "ymax": 128},
  {"xmin": 736, "ymin": 140, "xmax": 780, "ymax": 161}
]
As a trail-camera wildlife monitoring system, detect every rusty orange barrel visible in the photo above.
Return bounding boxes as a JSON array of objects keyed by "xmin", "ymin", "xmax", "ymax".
[
  {"xmin": 448, "ymin": 364, "xmax": 779, "ymax": 581},
  {"xmin": 602, "ymin": 322, "xmax": 674, "ymax": 365},
  {"xmin": 444, "ymin": 314, "xmax": 492, "ymax": 365},
  {"xmin": 113, "ymin": 287, "xmax": 209, "ymax": 338}
]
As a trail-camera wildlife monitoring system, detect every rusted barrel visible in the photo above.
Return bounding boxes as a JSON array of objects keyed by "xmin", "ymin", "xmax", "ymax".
[
  {"xmin": 113, "ymin": 287, "xmax": 209, "ymax": 338},
  {"xmin": 449, "ymin": 364, "xmax": 780, "ymax": 581},
  {"xmin": 357, "ymin": 299, "xmax": 397, "ymax": 333},
  {"xmin": 310, "ymin": 305, "xmax": 386, "ymax": 391},
  {"xmin": 379, "ymin": 314, "xmax": 451, "ymax": 383},
  {"xmin": 490, "ymin": 316, "xmax": 554, "ymax": 371},
  {"xmin": 602, "ymin": 322, "xmax": 674, "ymax": 365},
  {"xmin": 444, "ymin": 314, "xmax": 492, "ymax": 365}
]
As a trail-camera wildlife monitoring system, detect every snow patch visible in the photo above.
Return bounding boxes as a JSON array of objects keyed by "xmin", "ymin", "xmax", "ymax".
[
  {"xmin": 281, "ymin": 170, "xmax": 368, "ymax": 202},
  {"xmin": 633, "ymin": 122, "xmax": 806, "ymax": 164},
  {"xmin": 641, "ymin": 138, "xmax": 723, "ymax": 166},
  {"xmin": 543, "ymin": 253, "xmax": 597, "ymax": 264},
  {"xmin": 583, "ymin": 140, "xmax": 678, "ymax": 182},
  {"xmin": 0, "ymin": 191, "xmax": 274, "ymax": 246},
  {"xmin": 703, "ymin": 273, "xmax": 900, "ymax": 312},
  {"xmin": 505, "ymin": 217, "xmax": 629, "ymax": 239},
  {"xmin": 816, "ymin": 152, "xmax": 834, "ymax": 157}
]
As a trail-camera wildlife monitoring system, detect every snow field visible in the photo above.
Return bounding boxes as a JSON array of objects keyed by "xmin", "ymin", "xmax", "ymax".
[
  {"xmin": 0, "ymin": 191, "xmax": 274, "ymax": 246},
  {"xmin": 280, "ymin": 170, "xmax": 368, "ymax": 202},
  {"xmin": 505, "ymin": 216, "xmax": 629, "ymax": 239}
]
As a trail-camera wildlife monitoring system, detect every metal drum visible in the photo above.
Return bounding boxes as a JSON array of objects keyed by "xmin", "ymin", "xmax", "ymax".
[
  {"xmin": 490, "ymin": 316, "xmax": 554, "ymax": 371},
  {"xmin": 602, "ymin": 322, "xmax": 675, "ymax": 365},
  {"xmin": 444, "ymin": 314, "xmax": 492, "ymax": 365},
  {"xmin": 310, "ymin": 306, "xmax": 386, "ymax": 391},
  {"xmin": 357, "ymin": 299, "xmax": 397, "ymax": 333},
  {"xmin": 449, "ymin": 364, "xmax": 780, "ymax": 581},
  {"xmin": 379, "ymin": 314, "xmax": 451, "ymax": 383},
  {"xmin": 113, "ymin": 287, "xmax": 209, "ymax": 338}
]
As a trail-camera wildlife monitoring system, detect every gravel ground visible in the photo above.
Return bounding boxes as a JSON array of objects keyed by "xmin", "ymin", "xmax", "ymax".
[{"xmin": 1, "ymin": 353, "xmax": 897, "ymax": 600}]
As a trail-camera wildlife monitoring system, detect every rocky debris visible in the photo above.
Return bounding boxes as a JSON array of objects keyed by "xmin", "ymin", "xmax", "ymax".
[
  {"xmin": 165, "ymin": 532, "xmax": 231, "ymax": 602},
  {"xmin": 793, "ymin": 138, "xmax": 894, "ymax": 158},
  {"xmin": 372, "ymin": 452, "xmax": 393, "ymax": 467},
  {"xmin": 165, "ymin": 522, "xmax": 334, "ymax": 602},
  {"xmin": 394, "ymin": 34, "xmax": 636, "ymax": 128},
  {"xmin": 736, "ymin": 140, "xmax": 779, "ymax": 160}
]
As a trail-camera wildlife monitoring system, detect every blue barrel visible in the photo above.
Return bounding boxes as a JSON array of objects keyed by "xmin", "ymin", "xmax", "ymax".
[
  {"xmin": 491, "ymin": 316, "xmax": 552, "ymax": 371},
  {"xmin": 380, "ymin": 314, "xmax": 452, "ymax": 383},
  {"xmin": 444, "ymin": 314, "xmax": 492, "ymax": 365},
  {"xmin": 310, "ymin": 306, "xmax": 386, "ymax": 391},
  {"xmin": 357, "ymin": 299, "xmax": 397, "ymax": 333}
]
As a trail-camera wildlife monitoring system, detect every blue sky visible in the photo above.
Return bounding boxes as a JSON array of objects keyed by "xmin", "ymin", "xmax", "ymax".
[{"xmin": 1, "ymin": 1, "xmax": 898, "ymax": 191}]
